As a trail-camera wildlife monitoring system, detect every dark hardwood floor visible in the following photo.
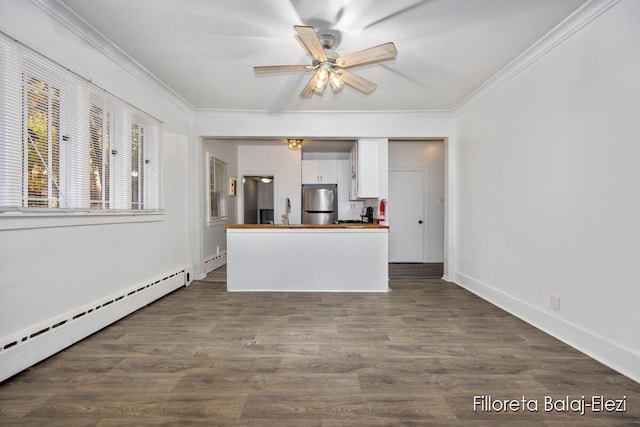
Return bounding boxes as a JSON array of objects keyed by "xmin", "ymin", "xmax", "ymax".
[
  {"xmin": 389, "ymin": 262, "xmax": 444, "ymax": 280},
  {"xmin": 1, "ymin": 264, "xmax": 639, "ymax": 425}
]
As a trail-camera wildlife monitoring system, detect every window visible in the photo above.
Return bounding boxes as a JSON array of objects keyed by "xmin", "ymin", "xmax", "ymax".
[
  {"xmin": 0, "ymin": 33, "xmax": 163, "ymax": 216},
  {"xmin": 24, "ymin": 74, "xmax": 62, "ymax": 208},
  {"xmin": 131, "ymin": 123, "xmax": 144, "ymax": 210},
  {"xmin": 89, "ymin": 99, "xmax": 112, "ymax": 209},
  {"xmin": 208, "ymin": 154, "xmax": 227, "ymax": 221}
]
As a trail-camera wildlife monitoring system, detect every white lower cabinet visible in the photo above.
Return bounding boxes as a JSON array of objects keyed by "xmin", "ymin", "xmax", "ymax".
[{"xmin": 339, "ymin": 201, "xmax": 364, "ymax": 221}]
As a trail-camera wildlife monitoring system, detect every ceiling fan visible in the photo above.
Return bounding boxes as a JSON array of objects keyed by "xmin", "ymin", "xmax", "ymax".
[{"xmin": 254, "ymin": 25, "xmax": 397, "ymax": 98}]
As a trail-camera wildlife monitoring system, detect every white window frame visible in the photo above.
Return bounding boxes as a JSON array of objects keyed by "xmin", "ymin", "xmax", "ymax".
[
  {"xmin": 0, "ymin": 33, "xmax": 164, "ymax": 230},
  {"xmin": 207, "ymin": 153, "xmax": 228, "ymax": 225}
]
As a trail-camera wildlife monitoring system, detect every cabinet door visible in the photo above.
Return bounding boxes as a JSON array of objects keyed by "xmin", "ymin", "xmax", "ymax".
[
  {"xmin": 302, "ymin": 160, "xmax": 338, "ymax": 184},
  {"xmin": 301, "ymin": 160, "xmax": 319, "ymax": 184},
  {"xmin": 318, "ymin": 160, "xmax": 338, "ymax": 184},
  {"xmin": 356, "ymin": 139, "xmax": 379, "ymax": 198}
]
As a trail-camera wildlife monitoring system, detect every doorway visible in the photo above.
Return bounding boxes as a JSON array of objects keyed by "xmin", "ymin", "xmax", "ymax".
[
  {"xmin": 243, "ymin": 176, "xmax": 274, "ymax": 224},
  {"xmin": 389, "ymin": 169, "xmax": 426, "ymax": 262}
]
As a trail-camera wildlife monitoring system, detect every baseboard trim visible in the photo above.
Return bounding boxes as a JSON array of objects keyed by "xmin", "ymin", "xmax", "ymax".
[
  {"xmin": 453, "ymin": 271, "xmax": 640, "ymax": 383},
  {"xmin": 0, "ymin": 266, "xmax": 189, "ymax": 382},
  {"xmin": 427, "ymin": 253, "xmax": 444, "ymax": 263}
]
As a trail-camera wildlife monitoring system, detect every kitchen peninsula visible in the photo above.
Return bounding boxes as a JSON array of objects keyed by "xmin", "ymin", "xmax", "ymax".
[{"xmin": 226, "ymin": 224, "xmax": 389, "ymax": 292}]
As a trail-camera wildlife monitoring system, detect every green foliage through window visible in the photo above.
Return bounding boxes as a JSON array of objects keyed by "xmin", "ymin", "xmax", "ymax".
[
  {"xmin": 0, "ymin": 34, "xmax": 163, "ymax": 214},
  {"xmin": 24, "ymin": 75, "xmax": 61, "ymax": 207}
]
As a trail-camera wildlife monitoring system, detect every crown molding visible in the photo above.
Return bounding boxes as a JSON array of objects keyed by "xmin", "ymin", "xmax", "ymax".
[
  {"xmin": 30, "ymin": 0, "xmax": 194, "ymax": 115},
  {"xmin": 193, "ymin": 108, "xmax": 453, "ymax": 119},
  {"xmin": 453, "ymin": 0, "xmax": 621, "ymax": 117}
]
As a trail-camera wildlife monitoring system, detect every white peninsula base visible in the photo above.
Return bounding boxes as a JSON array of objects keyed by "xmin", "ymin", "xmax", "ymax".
[{"xmin": 226, "ymin": 225, "xmax": 389, "ymax": 292}]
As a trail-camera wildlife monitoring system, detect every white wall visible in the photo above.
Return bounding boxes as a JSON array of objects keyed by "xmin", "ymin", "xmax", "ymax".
[
  {"xmin": 389, "ymin": 141, "xmax": 445, "ymax": 262},
  {"xmin": 193, "ymin": 110, "xmax": 454, "ymax": 140},
  {"xmin": 0, "ymin": 1, "xmax": 192, "ymax": 376},
  {"xmin": 201, "ymin": 138, "xmax": 239, "ymax": 270},
  {"xmin": 453, "ymin": 0, "xmax": 640, "ymax": 381}
]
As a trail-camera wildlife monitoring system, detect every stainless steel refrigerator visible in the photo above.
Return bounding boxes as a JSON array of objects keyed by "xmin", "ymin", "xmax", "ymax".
[{"xmin": 302, "ymin": 184, "xmax": 337, "ymax": 224}]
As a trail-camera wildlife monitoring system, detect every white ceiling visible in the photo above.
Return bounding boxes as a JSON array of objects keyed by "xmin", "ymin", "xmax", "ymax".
[{"xmin": 59, "ymin": 0, "xmax": 587, "ymax": 112}]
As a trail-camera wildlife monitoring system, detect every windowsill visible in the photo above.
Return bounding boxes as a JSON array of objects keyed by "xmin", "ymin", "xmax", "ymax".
[
  {"xmin": 207, "ymin": 217, "xmax": 228, "ymax": 227},
  {"xmin": 0, "ymin": 210, "xmax": 165, "ymax": 231}
]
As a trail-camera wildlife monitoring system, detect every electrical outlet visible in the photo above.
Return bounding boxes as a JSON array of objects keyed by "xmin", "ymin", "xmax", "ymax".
[{"xmin": 550, "ymin": 295, "xmax": 560, "ymax": 311}]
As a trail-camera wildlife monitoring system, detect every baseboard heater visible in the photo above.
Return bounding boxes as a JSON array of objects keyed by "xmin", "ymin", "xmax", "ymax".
[
  {"xmin": 204, "ymin": 251, "xmax": 226, "ymax": 274},
  {"xmin": 0, "ymin": 266, "xmax": 191, "ymax": 382}
]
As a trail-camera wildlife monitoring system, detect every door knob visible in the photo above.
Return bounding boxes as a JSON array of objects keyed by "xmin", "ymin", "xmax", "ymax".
[{"xmin": 418, "ymin": 220, "xmax": 423, "ymax": 224}]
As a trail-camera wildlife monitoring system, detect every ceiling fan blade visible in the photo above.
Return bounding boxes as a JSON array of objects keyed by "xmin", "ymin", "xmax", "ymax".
[
  {"xmin": 299, "ymin": 74, "xmax": 319, "ymax": 98},
  {"xmin": 294, "ymin": 25, "xmax": 328, "ymax": 63},
  {"xmin": 337, "ymin": 69, "xmax": 377, "ymax": 94},
  {"xmin": 336, "ymin": 42, "xmax": 397, "ymax": 68},
  {"xmin": 254, "ymin": 65, "xmax": 314, "ymax": 73},
  {"xmin": 363, "ymin": 0, "xmax": 431, "ymax": 30}
]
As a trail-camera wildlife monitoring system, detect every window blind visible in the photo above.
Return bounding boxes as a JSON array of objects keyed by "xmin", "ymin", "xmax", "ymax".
[
  {"xmin": 0, "ymin": 38, "xmax": 24, "ymax": 208},
  {"xmin": 0, "ymin": 33, "xmax": 163, "ymax": 214}
]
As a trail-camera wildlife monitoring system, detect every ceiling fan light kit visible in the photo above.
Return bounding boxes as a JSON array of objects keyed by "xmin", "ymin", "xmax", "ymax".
[
  {"xmin": 329, "ymin": 71, "xmax": 343, "ymax": 92},
  {"xmin": 254, "ymin": 25, "xmax": 397, "ymax": 99},
  {"xmin": 314, "ymin": 63, "xmax": 331, "ymax": 93}
]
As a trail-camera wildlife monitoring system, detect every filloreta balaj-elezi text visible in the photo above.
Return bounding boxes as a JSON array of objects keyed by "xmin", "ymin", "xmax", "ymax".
[{"xmin": 473, "ymin": 395, "xmax": 627, "ymax": 416}]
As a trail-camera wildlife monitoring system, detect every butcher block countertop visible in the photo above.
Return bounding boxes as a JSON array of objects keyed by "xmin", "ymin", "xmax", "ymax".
[{"xmin": 226, "ymin": 224, "xmax": 389, "ymax": 230}]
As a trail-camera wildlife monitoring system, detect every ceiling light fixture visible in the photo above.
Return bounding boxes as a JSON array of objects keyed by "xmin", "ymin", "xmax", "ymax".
[
  {"xmin": 287, "ymin": 139, "xmax": 303, "ymax": 150},
  {"xmin": 329, "ymin": 70, "xmax": 343, "ymax": 92},
  {"xmin": 254, "ymin": 26, "xmax": 397, "ymax": 99},
  {"xmin": 260, "ymin": 177, "xmax": 272, "ymax": 184},
  {"xmin": 313, "ymin": 63, "xmax": 331, "ymax": 93}
]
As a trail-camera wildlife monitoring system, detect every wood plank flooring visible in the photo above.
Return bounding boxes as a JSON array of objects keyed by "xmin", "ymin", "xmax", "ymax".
[{"xmin": 1, "ymin": 264, "xmax": 639, "ymax": 426}]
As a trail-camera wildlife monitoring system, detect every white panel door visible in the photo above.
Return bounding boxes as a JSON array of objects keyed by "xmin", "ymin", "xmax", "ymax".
[{"xmin": 389, "ymin": 170, "xmax": 425, "ymax": 262}]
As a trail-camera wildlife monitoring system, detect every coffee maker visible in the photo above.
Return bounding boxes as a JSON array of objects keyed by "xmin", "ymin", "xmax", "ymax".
[{"xmin": 361, "ymin": 207, "xmax": 374, "ymax": 223}]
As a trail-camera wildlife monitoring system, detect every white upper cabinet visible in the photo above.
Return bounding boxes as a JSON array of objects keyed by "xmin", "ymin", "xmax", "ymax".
[
  {"xmin": 353, "ymin": 138, "xmax": 382, "ymax": 199},
  {"xmin": 301, "ymin": 160, "xmax": 338, "ymax": 184}
]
